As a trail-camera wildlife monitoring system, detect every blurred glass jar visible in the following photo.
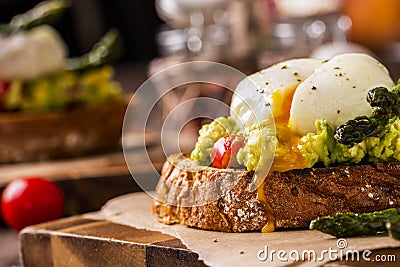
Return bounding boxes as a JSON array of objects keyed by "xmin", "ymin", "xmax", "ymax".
[
  {"xmin": 155, "ymin": 0, "xmax": 231, "ymax": 57},
  {"xmin": 258, "ymin": 11, "xmax": 349, "ymax": 67}
]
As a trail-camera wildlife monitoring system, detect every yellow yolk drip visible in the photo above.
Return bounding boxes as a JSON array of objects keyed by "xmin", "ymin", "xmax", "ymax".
[
  {"xmin": 270, "ymin": 89, "xmax": 308, "ymax": 172},
  {"xmin": 257, "ymin": 181, "xmax": 276, "ymax": 233},
  {"xmin": 256, "ymin": 88, "xmax": 307, "ymax": 233}
]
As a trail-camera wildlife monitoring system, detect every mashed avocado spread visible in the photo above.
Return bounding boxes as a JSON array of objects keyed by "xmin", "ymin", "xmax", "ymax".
[
  {"xmin": 191, "ymin": 116, "xmax": 400, "ymax": 171},
  {"xmin": 236, "ymin": 122, "xmax": 276, "ymax": 171},
  {"xmin": 300, "ymin": 118, "xmax": 400, "ymax": 167},
  {"xmin": 4, "ymin": 66, "xmax": 121, "ymax": 111}
]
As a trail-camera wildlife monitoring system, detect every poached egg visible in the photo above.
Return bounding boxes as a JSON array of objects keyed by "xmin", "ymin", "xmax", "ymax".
[
  {"xmin": 230, "ymin": 58, "xmax": 323, "ymax": 128},
  {"xmin": 231, "ymin": 53, "xmax": 395, "ymax": 134},
  {"xmin": 0, "ymin": 25, "xmax": 66, "ymax": 81}
]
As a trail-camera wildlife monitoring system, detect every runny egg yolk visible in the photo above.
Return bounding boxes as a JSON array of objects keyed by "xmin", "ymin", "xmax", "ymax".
[
  {"xmin": 269, "ymin": 89, "xmax": 308, "ymax": 172},
  {"xmin": 256, "ymin": 88, "xmax": 308, "ymax": 233}
]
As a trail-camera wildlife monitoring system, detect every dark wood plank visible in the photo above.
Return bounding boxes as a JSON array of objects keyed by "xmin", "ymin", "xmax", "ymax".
[{"xmin": 19, "ymin": 216, "xmax": 206, "ymax": 267}]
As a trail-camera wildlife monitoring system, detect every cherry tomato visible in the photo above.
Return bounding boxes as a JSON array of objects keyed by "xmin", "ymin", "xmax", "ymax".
[
  {"xmin": 1, "ymin": 177, "xmax": 65, "ymax": 231},
  {"xmin": 211, "ymin": 134, "xmax": 244, "ymax": 169}
]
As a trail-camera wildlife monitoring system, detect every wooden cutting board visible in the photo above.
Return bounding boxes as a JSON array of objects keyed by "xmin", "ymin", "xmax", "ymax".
[{"xmin": 19, "ymin": 215, "xmax": 206, "ymax": 267}]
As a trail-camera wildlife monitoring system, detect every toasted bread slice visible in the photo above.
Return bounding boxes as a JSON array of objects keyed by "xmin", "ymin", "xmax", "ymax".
[
  {"xmin": 0, "ymin": 99, "xmax": 127, "ymax": 163},
  {"xmin": 152, "ymin": 153, "xmax": 400, "ymax": 232}
]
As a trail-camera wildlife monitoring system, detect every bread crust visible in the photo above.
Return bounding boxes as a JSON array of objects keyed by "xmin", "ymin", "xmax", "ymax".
[{"xmin": 152, "ymin": 154, "xmax": 400, "ymax": 232}]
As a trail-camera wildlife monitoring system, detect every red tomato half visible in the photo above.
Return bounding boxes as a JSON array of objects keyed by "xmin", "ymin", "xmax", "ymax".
[
  {"xmin": 211, "ymin": 134, "xmax": 244, "ymax": 169},
  {"xmin": 1, "ymin": 177, "xmax": 65, "ymax": 231}
]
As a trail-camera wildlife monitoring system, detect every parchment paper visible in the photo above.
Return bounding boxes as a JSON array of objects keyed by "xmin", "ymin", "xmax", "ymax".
[{"xmin": 85, "ymin": 192, "xmax": 400, "ymax": 267}]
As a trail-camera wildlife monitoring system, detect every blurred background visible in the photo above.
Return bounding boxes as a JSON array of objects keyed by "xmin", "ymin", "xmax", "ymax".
[
  {"xmin": 0, "ymin": 0, "xmax": 400, "ymax": 265},
  {"xmin": 0, "ymin": 0, "xmax": 161, "ymax": 61},
  {"xmin": 1, "ymin": 0, "xmax": 399, "ymax": 78}
]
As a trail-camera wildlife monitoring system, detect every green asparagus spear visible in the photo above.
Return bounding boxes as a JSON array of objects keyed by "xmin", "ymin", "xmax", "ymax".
[
  {"xmin": 334, "ymin": 84, "xmax": 400, "ymax": 145},
  {"xmin": 334, "ymin": 115, "xmax": 385, "ymax": 144},
  {"xmin": 310, "ymin": 208, "xmax": 400, "ymax": 238},
  {"xmin": 386, "ymin": 217, "xmax": 400, "ymax": 241},
  {"xmin": 0, "ymin": 0, "xmax": 69, "ymax": 34},
  {"xmin": 66, "ymin": 29, "xmax": 122, "ymax": 72}
]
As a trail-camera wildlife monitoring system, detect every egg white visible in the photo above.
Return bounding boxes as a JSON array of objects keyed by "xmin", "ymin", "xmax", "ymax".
[
  {"xmin": 289, "ymin": 53, "xmax": 395, "ymax": 135},
  {"xmin": 231, "ymin": 53, "xmax": 395, "ymax": 136},
  {"xmin": 0, "ymin": 25, "xmax": 66, "ymax": 80}
]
